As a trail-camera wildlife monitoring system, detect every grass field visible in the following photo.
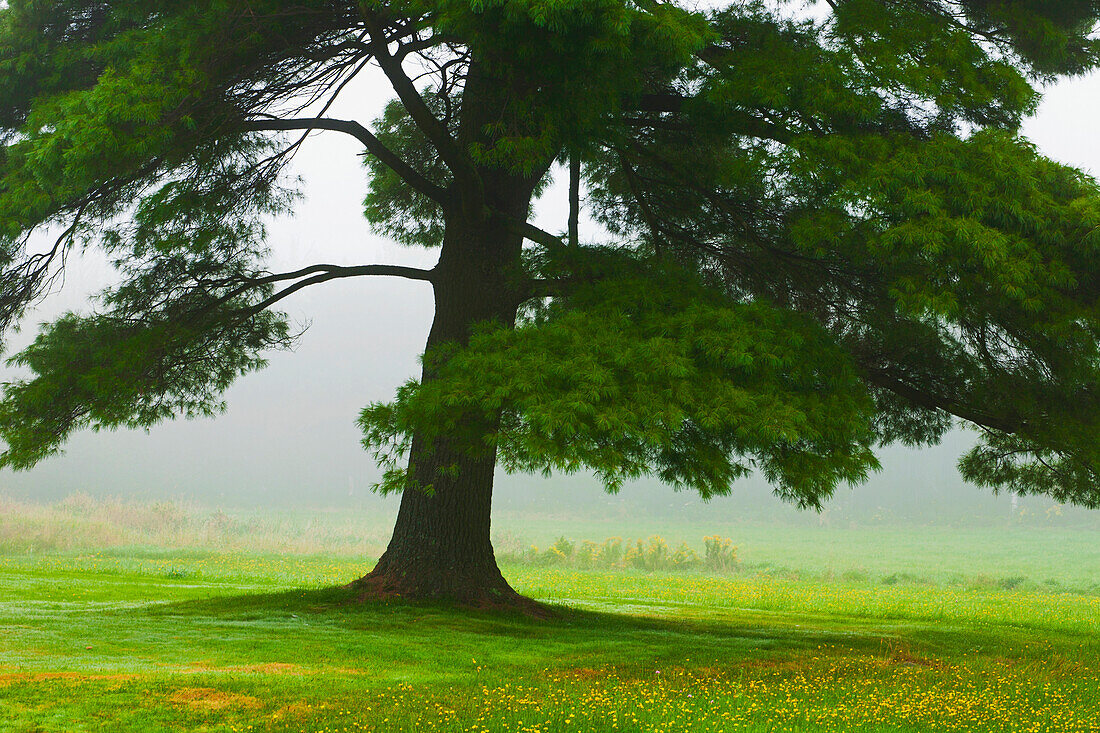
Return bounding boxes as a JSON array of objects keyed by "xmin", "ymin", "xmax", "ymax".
[{"xmin": 0, "ymin": 497, "xmax": 1098, "ymax": 732}]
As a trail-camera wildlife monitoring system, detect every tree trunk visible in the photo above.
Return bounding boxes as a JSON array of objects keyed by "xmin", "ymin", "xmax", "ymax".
[
  {"xmin": 354, "ymin": 182, "xmax": 543, "ymax": 612},
  {"xmin": 358, "ymin": 432, "xmax": 521, "ymax": 606}
]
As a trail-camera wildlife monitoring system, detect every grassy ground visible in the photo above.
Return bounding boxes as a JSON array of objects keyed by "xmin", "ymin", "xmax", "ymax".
[
  {"xmin": 0, "ymin": 493, "xmax": 1095, "ymax": 726},
  {"xmin": 0, "ymin": 497, "xmax": 1098, "ymax": 731}
]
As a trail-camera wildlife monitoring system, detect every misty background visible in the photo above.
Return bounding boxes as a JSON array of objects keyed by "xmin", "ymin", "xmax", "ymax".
[{"xmin": 1, "ymin": 64, "xmax": 1099, "ymax": 528}]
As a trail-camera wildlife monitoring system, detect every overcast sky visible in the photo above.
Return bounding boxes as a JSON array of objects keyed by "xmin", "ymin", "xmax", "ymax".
[{"xmin": 1, "ymin": 49, "xmax": 1099, "ymax": 517}]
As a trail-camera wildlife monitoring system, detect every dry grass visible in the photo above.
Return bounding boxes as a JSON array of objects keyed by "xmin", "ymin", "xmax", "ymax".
[
  {"xmin": 167, "ymin": 687, "xmax": 262, "ymax": 710},
  {"xmin": 0, "ymin": 492, "xmax": 390, "ymax": 556}
]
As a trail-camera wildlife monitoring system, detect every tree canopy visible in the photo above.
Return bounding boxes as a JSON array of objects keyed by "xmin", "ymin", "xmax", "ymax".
[{"xmin": 3, "ymin": 0, "xmax": 1100, "ymax": 520}]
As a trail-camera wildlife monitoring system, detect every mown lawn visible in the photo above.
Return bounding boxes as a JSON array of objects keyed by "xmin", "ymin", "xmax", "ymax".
[{"xmin": 0, "ymin": 534, "xmax": 1098, "ymax": 732}]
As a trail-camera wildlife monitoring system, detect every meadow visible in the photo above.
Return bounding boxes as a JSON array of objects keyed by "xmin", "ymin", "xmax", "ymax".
[{"xmin": 0, "ymin": 495, "xmax": 1098, "ymax": 732}]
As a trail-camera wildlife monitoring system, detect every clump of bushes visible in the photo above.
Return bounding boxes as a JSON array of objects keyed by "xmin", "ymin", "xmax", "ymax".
[
  {"xmin": 703, "ymin": 535, "xmax": 739, "ymax": 572},
  {"xmin": 881, "ymin": 572, "xmax": 924, "ymax": 586},
  {"xmin": 498, "ymin": 534, "xmax": 739, "ymax": 574}
]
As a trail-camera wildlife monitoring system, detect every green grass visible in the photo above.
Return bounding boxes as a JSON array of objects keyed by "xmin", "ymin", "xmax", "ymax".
[
  {"xmin": 494, "ymin": 521, "xmax": 1100, "ymax": 590},
  {"xmin": 1, "ymin": 525, "xmax": 1099, "ymax": 731}
]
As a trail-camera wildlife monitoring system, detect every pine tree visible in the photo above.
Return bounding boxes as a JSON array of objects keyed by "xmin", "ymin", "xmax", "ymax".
[{"xmin": 2, "ymin": 0, "xmax": 1100, "ymax": 605}]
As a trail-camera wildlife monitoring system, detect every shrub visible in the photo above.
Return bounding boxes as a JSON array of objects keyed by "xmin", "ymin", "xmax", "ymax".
[
  {"xmin": 497, "ymin": 533, "xmax": 743, "ymax": 574},
  {"xmin": 542, "ymin": 545, "xmax": 569, "ymax": 565},
  {"xmin": 671, "ymin": 542, "xmax": 701, "ymax": 570},
  {"xmin": 598, "ymin": 537, "xmax": 623, "ymax": 567},
  {"xmin": 575, "ymin": 540, "xmax": 599, "ymax": 568},
  {"xmin": 551, "ymin": 536, "xmax": 575, "ymax": 560},
  {"xmin": 623, "ymin": 536, "xmax": 673, "ymax": 571},
  {"xmin": 881, "ymin": 572, "xmax": 923, "ymax": 586},
  {"xmin": 704, "ymin": 536, "xmax": 739, "ymax": 571},
  {"xmin": 997, "ymin": 576, "xmax": 1027, "ymax": 590}
]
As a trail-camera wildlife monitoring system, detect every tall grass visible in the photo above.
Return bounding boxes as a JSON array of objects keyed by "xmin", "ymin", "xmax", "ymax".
[
  {"xmin": 3, "ymin": 492, "xmax": 1098, "ymax": 594},
  {"xmin": 495, "ymin": 533, "xmax": 740, "ymax": 573},
  {"xmin": 0, "ymin": 492, "xmax": 390, "ymax": 556}
]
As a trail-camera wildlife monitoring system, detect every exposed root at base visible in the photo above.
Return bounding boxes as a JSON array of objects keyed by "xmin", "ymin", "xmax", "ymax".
[{"xmin": 345, "ymin": 571, "xmax": 556, "ymax": 619}]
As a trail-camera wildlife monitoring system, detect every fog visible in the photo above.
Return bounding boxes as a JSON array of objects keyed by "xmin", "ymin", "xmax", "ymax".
[{"xmin": 1, "ymin": 67, "xmax": 1099, "ymax": 526}]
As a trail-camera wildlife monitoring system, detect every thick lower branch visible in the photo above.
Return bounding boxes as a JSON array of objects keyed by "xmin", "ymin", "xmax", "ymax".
[
  {"xmin": 861, "ymin": 367, "xmax": 1020, "ymax": 434},
  {"xmin": 501, "ymin": 217, "xmax": 566, "ymax": 251},
  {"xmin": 242, "ymin": 117, "xmax": 447, "ymax": 205},
  {"xmin": 243, "ymin": 263, "xmax": 436, "ymax": 315}
]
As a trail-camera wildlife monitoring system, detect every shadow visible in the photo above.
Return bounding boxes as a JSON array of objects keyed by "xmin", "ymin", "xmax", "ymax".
[{"xmin": 130, "ymin": 584, "xmax": 994, "ymax": 666}]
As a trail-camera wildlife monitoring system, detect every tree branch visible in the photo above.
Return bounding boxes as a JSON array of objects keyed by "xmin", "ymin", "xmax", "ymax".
[
  {"xmin": 568, "ymin": 155, "xmax": 580, "ymax": 248},
  {"xmin": 630, "ymin": 94, "xmax": 796, "ymax": 145},
  {"xmin": 0, "ymin": 201, "xmax": 90, "ymax": 333},
  {"xmin": 499, "ymin": 217, "xmax": 567, "ymax": 251},
  {"xmin": 617, "ymin": 153, "xmax": 664, "ymax": 256},
  {"xmin": 235, "ymin": 263, "xmax": 436, "ymax": 320},
  {"xmin": 255, "ymin": 262, "xmax": 437, "ymax": 287},
  {"xmin": 520, "ymin": 277, "xmax": 572, "ymax": 302},
  {"xmin": 242, "ymin": 117, "xmax": 448, "ymax": 205},
  {"xmin": 361, "ymin": 10, "xmax": 482, "ymax": 204},
  {"xmin": 861, "ymin": 367, "xmax": 1019, "ymax": 434}
]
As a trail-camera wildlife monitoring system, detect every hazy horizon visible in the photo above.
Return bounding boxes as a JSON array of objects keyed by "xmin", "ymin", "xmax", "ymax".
[{"xmin": 2, "ymin": 66, "xmax": 1099, "ymax": 524}]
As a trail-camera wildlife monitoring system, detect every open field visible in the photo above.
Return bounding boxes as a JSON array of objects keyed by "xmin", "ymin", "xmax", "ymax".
[{"xmin": 0, "ymin": 497, "xmax": 1099, "ymax": 732}]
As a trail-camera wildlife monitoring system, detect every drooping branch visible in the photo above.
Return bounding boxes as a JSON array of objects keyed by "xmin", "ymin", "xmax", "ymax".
[
  {"xmin": 617, "ymin": 154, "xmax": 664, "ymax": 256},
  {"xmin": 614, "ymin": 140, "xmax": 844, "ymax": 275},
  {"xmin": 259, "ymin": 47, "xmax": 376, "ymax": 169},
  {"xmin": 861, "ymin": 366, "xmax": 1019, "ymax": 435},
  {"xmin": 631, "ymin": 93, "xmax": 797, "ymax": 145},
  {"xmin": 242, "ymin": 117, "xmax": 448, "ymax": 206},
  {"xmin": 0, "ymin": 202, "xmax": 90, "ymax": 333}
]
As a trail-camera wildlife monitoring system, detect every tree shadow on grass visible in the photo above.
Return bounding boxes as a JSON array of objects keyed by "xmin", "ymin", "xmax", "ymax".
[{"xmin": 131, "ymin": 584, "xmax": 1037, "ymax": 674}]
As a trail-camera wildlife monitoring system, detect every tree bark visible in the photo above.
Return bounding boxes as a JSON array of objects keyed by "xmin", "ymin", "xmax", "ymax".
[
  {"xmin": 354, "ymin": 177, "xmax": 545, "ymax": 612},
  {"xmin": 569, "ymin": 154, "xmax": 580, "ymax": 248}
]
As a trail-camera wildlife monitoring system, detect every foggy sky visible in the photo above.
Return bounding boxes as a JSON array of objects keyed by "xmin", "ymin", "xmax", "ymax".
[{"xmin": 2, "ymin": 57, "xmax": 1099, "ymax": 520}]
